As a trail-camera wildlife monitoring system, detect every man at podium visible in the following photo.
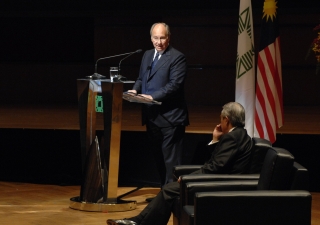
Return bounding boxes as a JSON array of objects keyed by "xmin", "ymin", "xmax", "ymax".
[{"xmin": 127, "ymin": 22, "xmax": 189, "ymax": 188}]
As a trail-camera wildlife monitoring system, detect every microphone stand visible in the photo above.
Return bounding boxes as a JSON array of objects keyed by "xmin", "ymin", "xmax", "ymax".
[
  {"xmin": 87, "ymin": 51, "xmax": 141, "ymax": 80},
  {"xmin": 118, "ymin": 52, "xmax": 135, "ymax": 78},
  {"xmin": 117, "ymin": 49, "xmax": 142, "ymax": 81}
]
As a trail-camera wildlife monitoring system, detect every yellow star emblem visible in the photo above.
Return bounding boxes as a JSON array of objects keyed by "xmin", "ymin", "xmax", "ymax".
[{"xmin": 262, "ymin": 0, "xmax": 278, "ymax": 22}]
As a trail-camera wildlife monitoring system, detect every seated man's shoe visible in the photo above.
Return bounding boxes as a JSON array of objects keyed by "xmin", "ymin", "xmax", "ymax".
[
  {"xmin": 107, "ymin": 219, "xmax": 137, "ymax": 225},
  {"xmin": 145, "ymin": 197, "xmax": 155, "ymax": 202}
]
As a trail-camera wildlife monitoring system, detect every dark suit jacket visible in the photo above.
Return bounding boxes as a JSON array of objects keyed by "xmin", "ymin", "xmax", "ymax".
[
  {"xmin": 133, "ymin": 45, "xmax": 189, "ymax": 127},
  {"xmin": 201, "ymin": 127, "xmax": 253, "ymax": 174}
]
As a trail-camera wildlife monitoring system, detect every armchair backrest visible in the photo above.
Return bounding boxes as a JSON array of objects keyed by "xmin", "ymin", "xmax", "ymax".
[
  {"xmin": 257, "ymin": 147, "xmax": 295, "ymax": 190},
  {"xmin": 248, "ymin": 137, "xmax": 272, "ymax": 173}
]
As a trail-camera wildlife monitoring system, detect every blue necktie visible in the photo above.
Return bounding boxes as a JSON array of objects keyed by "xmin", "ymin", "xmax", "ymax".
[{"xmin": 151, "ymin": 52, "xmax": 159, "ymax": 71}]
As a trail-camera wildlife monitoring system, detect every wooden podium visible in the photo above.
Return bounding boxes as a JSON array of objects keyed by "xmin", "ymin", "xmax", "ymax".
[{"xmin": 69, "ymin": 79, "xmax": 136, "ymax": 212}]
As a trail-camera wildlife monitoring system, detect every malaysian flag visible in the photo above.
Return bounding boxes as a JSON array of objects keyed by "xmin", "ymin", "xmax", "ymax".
[{"xmin": 254, "ymin": 0, "xmax": 283, "ymax": 143}]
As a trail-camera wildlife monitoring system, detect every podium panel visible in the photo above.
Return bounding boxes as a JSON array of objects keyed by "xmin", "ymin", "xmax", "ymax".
[{"xmin": 69, "ymin": 79, "xmax": 136, "ymax": 212}]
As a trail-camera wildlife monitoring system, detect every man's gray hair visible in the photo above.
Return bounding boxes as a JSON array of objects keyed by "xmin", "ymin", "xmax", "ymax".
[
  {"xmin": 150, "ymin": 22, "xmax": 171, "ymax": 37},
  {"xmin": 221, "ymin": 102, "xmax": 245, "ymax": 128}
]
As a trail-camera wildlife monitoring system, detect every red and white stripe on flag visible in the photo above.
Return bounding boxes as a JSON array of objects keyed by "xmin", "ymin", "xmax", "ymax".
[{"xmin": 254, "ymin": 37, "xmax": 283, "ymax": 143}]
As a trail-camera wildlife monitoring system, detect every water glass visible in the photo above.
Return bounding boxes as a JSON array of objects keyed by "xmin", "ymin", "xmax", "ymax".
[{"xmin": 110, "ymin": 67, "xmax": 118, "ymax": 82}]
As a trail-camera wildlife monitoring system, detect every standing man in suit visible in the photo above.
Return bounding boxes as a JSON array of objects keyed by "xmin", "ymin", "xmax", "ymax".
[
  {"xmin": 127, "ymin": 22, "xmax": 189, "ymax": 187},
  {"xmin": 107, "ymin": 102, "xmax": 254, "ymax": 225}
]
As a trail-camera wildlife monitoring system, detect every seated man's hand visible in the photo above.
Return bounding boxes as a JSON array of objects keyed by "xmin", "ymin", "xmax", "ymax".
[{"xmin": 213, "ymin": 124, "xmax": 223, "ymax": 142}]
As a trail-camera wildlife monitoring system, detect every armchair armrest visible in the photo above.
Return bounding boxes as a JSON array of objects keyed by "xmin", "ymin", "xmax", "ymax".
[
  {"xmin": 179, "ymin": 174, "xmax": 259, "ymax": 206},
  {"xmin": 173, "ymin": 165, "xmax": 202, "ymax": 181},
  {"xmin": 184, "ymin": 180, "xmax": 258, "ymax": 205},
  {"xmin": 180, "ymin": 173, "xmax": 259, "ymax": 184}
]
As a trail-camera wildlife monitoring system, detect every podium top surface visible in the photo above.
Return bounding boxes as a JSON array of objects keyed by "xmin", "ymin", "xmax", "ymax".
[
  {"xmin": 77, "ymin": 79, "xmax": 135, "ymax": 93},
  {"xmin": 77, "ymin": 78, "xmax": 135, "ymax": 83}
]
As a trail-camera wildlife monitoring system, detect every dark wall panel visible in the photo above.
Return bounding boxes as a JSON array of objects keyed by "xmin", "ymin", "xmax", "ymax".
[
  {"xmin": 1, "ymin": 129, "xmax": 319, "ymax": 191},
  {"xmin": 0, "ymin": 6, "xmax": 319, "ymax": 106},
  {"xmin": 0, "ymin": 17, "xmax": 94, "ymax": 63},
  {"xmin": 0, "ymin": 63, "xmax": 93, "ymax": 104},
  {"xmin": 0, "ymin": 17, "xmax": 94, "ymax": 104},
  {"xmin": 94, "ymin": 12, "xmax": 320, "ymax": 106}
]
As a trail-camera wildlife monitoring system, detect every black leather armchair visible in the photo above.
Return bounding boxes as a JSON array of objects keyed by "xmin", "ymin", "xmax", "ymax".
[
  {"xmin": 172, "ymin": 137, "xmax": 272, "ymax": 225},
  {"xmin": 173, "ymin": 137, "xmax": 272, "ymax": 181},
  {"xmin": 180, "ymin": 147, "xmax": 312, "ymax": 225}
]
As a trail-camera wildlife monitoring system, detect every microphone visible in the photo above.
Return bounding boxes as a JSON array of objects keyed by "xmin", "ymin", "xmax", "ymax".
[
  {"xmin": 87, "ymin": 49, "xmax": 142, "ymax": 80},
  {"xmin": 118, "ymin": 49, "xmax": 142, "ymax": 79}
]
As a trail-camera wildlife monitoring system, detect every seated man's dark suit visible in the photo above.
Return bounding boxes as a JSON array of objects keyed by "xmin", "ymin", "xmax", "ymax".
[
  {"xmin": 133, "ymin": 45, "xmax": 189, "ymax": 186},
  {"xmin": 130, "ymin": 127, "xmax": 253, "ymax": 225}
]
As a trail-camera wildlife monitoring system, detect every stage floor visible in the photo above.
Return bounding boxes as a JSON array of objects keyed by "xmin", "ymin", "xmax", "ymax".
[
  {"xmin": 0, "ymin": 181, "xmax": 319, "ymax": 225},
  {"xmin": 0, "ymin": 181, "xmax": 162, "ymax": 225},
  {"xmin": 1, "ymin": 103, "xmax": 320, "ymax": 134}
]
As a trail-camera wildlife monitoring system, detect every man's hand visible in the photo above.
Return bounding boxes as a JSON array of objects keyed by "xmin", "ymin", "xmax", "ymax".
[
  {"xmin": 138, "ymin": 94, "xmax": 153, "ymax": 100},
  {"xmin": 127, "ymin": 90, "xmax": 137, "ymax": 95},
  {"xmin": 213, "ymin": 124, "xmax": 223, "ymax": 142}
]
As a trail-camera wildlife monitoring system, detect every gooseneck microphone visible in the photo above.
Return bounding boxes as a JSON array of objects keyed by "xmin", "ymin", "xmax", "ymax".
[
  {"xmin": 118, "ymin": 49, "xmax": 142, "ymax": 76},
  {"xmin": 88, "ymin": 49, "xmax": 143, "ymax": 80}
]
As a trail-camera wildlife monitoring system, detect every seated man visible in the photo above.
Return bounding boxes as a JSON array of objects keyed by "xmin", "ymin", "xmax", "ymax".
[{"xmin": 107, "ymin": 102, "xmax": 253, "ymax": 225}]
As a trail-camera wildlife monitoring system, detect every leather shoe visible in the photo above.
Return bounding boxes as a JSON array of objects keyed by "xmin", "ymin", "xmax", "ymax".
[
  {"xmin": 107, "ymin": 219, "xmax": 137, "ymax": 225},
  {"xmin": 145, "ymin": 197, "xmax": 155, "ymax": 202}
]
